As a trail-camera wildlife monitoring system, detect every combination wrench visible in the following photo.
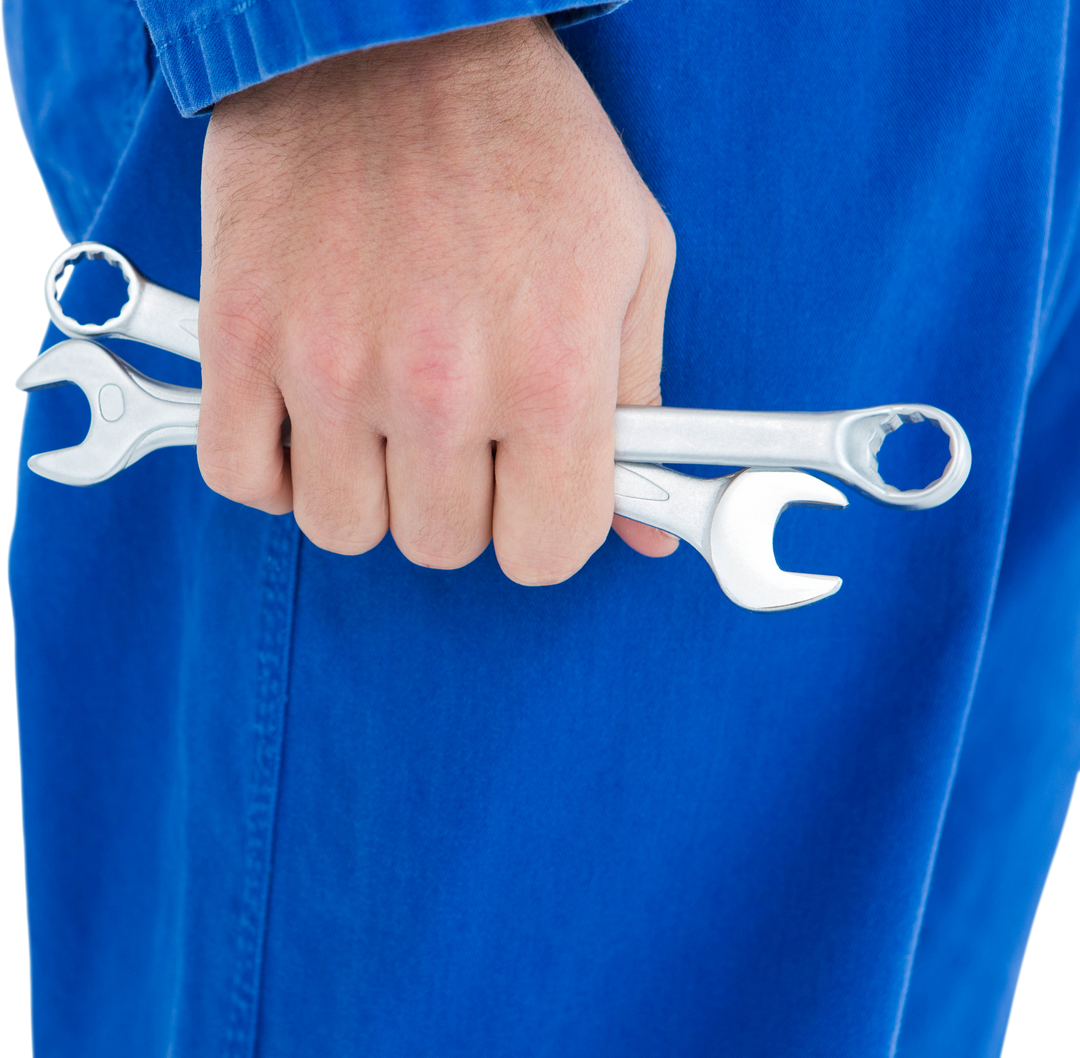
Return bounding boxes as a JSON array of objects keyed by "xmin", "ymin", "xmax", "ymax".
[{"xmin": 25, "ymin": 243, "xmax": 974, "ymax": 611}]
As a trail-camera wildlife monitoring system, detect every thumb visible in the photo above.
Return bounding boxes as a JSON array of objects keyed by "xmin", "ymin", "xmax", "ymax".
[{"xmin": 612, "ymin": 199, "xmax": 679, "ymax": 558}]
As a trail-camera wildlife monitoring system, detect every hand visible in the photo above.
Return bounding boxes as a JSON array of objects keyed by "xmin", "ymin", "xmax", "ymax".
[{"xmin": 198, "ymin": 16, "xmax": 677, "ymax": 584}]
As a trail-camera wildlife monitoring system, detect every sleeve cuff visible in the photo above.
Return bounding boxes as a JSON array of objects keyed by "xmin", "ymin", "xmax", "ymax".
[{"xmin": 140, "ymin": 0, "xmax": 628, "ymax": 117}]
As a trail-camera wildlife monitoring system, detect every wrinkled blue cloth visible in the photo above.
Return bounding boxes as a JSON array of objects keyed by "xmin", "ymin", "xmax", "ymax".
[
  {"xmin": 4, "ymin": 1, "xmax": 1080, "ymax": 1056},
  {"xmin": 139, "ymin": 0, "xmax": 625, "ymax": 116}
]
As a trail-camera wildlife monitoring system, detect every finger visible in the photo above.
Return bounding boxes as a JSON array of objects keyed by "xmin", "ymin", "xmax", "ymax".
[
  {"xmin": 494, "ymin": 437, "xmax": 614, "ymax": 585},
  {"xmin": 492, "ymin": 362, "xmax": 616, "ymax": 585},
  {"xmin": 386, "ymin": 433, "xmax": 494, "ymax": 569},
  {"xmin": 612, "ymin": 515, "xmax": 680, "ymax": 557},
  {"xmin": 283, "ymin": 365, "xmax": 389, "ymax": 555},
  {"xmin": 379, "ymin": 327, "xmax": 495, "ymax": 568},
  {"xmin": 197, "ymin": 298, "xmax": 293, "ymax": 514},
  {"xmin": 612, "ymin": 199, "xmax": 679, "ymax": 557},
  {"xmin": 617, "ymin": 199, "xmax": 677, "ymax": 406}
]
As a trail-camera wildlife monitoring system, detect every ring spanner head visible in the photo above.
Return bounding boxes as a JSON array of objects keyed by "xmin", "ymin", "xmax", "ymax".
[
  {"xmin": 614, "ymin": 463, "xmax": 848, "ymax": 611},
  {"xmin": 17, "ymin": 339, "xmax": 201, "ymax": 486},
  {"xmin": 45, "ymin": 242, "xmax": 201, "ymax": 361},
  {"xmin": 613, "ymin": 402, "xmax": 971, "ymax": 510},
  {"xmin": 831, "ymin": 404, "xmax": 971, "ymax": 509}
]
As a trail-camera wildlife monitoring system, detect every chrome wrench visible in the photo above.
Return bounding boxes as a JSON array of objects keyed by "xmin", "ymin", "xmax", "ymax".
[
  {"xmin": 33, "ymin": 243, "xmax": 972, "ymax": 608},
  {"xmin": 46, "ymin": 243, "xmax": 970, "ymax": 511},
  {"xmin": 18, "ymin": 340, "xmax": 958, "ymax": 611},
  {"xmin": 46, "ymin": 242, "xmax": 200, "ymax": 362}
]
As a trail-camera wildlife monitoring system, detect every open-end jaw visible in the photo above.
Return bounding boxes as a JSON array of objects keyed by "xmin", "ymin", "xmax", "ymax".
[
  {"xmin": 16, "ymin": 341, "xmax": 850, "ymax": 610},
  {"xmin": 16, "ymin": 339, "xmax": 201, "ymax": 486},
  {"xmin": 614, "ymin": 463, "xmax": 848, "ymax": 611}
]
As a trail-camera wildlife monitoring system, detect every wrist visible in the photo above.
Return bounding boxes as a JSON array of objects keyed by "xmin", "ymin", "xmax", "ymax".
[{"xmin": 213, "ymin": 18, "xmax": 566, "ymax": 133}]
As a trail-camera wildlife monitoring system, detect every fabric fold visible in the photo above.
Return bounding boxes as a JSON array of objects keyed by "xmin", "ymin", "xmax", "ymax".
[{"xmin": 136, "ymin": 0, "xmax": 627, "ymax": 116}]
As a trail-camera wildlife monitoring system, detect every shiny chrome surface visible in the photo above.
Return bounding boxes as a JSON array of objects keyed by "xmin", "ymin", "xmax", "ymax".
[
  {"xmin": 613, "ymin": 403, "xmax": 970, "ymax": 510},
  {"xmin": 46, "ymin": 242, "xmax": 200, "ymax": 362},
  {"xmin": 614, "ymin": 463, "xmax": 847, "ymax": 611},
  {"xmin": 17, "ymin": 339, "xmax": 201, "ymax": 485},
  {"xmin": 22, "ymin": 244, "xmax": 975, "ymax": 610}
]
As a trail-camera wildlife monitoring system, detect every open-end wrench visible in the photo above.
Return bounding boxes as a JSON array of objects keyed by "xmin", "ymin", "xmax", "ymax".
[
  {"xmin": 18, "ymin": 339, "xmax": 850, "ymax": 610},
  {"xmin": 18, "ymin": 339, "xmax": 200, "ymax": 485},
  {"xmin": 44, "ymin": 241, "xmax": 971, "ymax": 511},
  {"xmin": 614, "ymin": 462, "xmax": 847, "ymax": 610}
]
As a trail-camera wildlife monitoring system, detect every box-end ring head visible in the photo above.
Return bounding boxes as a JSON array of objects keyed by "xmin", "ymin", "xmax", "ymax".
[
  {"xmin": 45, "ymin": 242, "xmax": 142, "ymax": 342},
  {"xmin": 838, "ymin": 404, "xmax": 972, "ymax": 510}
]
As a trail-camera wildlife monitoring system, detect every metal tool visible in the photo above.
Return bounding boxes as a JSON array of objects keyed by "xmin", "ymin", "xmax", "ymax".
[
  {"xmin": 614, "ymin": 462, "xmax": 847, "ymax": 610},
  {"xmin": 18, "ymin": 339, "xmax": 200, "ymax": 485},
  {"xmin": 46, "ymin": 242, "xmax": 200, "ymax": 362},
  {"xmin": 44, "ymin": 243, "xmax": 970, "ymax": 511},
  {"xmin": 615, "ymin": 403, "xmax": 969, "ymax": 510},
  {"xmin": 18, "ymin": 339, "xmax": 867, "ymax": 611},
  {"xmin": 27, "ymin": 243, "xmax": 974, "ymax": 610}
]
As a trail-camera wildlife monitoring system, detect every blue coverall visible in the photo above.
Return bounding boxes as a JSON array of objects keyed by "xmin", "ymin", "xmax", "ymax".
[{"xmin": 4, "ymin": 1, "xmax": 1080, "ymax": 1054}]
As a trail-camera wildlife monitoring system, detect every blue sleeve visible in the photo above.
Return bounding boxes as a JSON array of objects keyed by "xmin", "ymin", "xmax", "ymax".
[{"xmin": 136, "ymin": 0, "xmax": 628, "ymax": 117}]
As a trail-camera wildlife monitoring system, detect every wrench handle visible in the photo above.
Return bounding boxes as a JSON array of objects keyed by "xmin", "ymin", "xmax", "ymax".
[
  {"xmin": 613, "ymin": 404, "xmax": 971, "ymax": 510},
  {"xmin": 615, "ymin": 406, "xmax": 839, "ymax": 468}
]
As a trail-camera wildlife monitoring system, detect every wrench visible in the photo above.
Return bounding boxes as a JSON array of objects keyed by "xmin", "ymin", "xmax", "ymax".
[
  {"xmin": 18, "ymin": 339, "xmax": 849, "ymax": 611},
  {"xmin": 33, "ymin": 243, "xmax": 971, "ymax": 607},
  {"xmin": 614, "ymin": 462, "xmax": 847, "ymax": 610},
  {"xmin": 46, "ymin": 242, "xmax": 200, "ymax": 362},
  {"xmin": 18, "ymin": 339, "xmax": 200, "ymax": 486},
  {"xmin": 45, "ymin": 243, "xmax": 970, "ymax": 511}
]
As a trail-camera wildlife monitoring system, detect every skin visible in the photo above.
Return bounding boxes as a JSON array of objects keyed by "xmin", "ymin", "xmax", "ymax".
[{"xmin": 199, "ymin": 16, "xmax": 677, "ymax": 585}]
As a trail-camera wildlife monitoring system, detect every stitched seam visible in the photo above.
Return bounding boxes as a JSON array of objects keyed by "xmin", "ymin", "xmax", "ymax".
[
  {"xmin": 152, "ymin": 0, "xmax": 603, "ymax": 52},
  {"xmin": 155, "ymin": 0, "xmax": 268, "ymax": 52},
  {"xmin": 222, "ymin": 517, "xmax": 301, "ymax": 1058}
]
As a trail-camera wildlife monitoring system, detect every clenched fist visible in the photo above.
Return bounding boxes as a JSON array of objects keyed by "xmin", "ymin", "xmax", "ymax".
[{"xmin": 199, "ymin": 16, "xmax": 676, "ymax": 584}]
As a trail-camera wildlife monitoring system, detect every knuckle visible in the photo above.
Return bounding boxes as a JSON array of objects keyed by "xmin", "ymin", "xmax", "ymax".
[
  {"xmin": 303, "ymin": 528, "xmax": 387, "ymax": 556},
  {"xmin": 397, "ymin": 534, "xmax": 488, "ymax": 571},
  {"xmin": 299, "ymin": 332, "xmax": 369, "ymax": 417},
  {"xmin": 201, "ymin": 290, "xmax": 279, "ymax": 381},
  {"xmin": 392, "ymin": 486, "xmax": 490, "ymax": 571},
  {"xmin": 496, "ymin": 504, "xmax": 610, "ymax": 586},
  {"xmin": 509, "ymin": 343, "xmax": 595, "ymax": 437},
  {"xmin": 498, "ymin": 548, "xmax": 585, "ymax": 586},
  {"xmin": 386, "ymin": 331, "xmax": 480, "ymax": 440},
  {"xmin": 197, "ymin": 445, "xmax": 284, "ymax": 511},
  {"xmin": 293, "ymin": 475, "xmax": 388, "ymax": 555},
  {"xmin": 295, "ymin": 504, "xmax": 387, "ymax": 556}
]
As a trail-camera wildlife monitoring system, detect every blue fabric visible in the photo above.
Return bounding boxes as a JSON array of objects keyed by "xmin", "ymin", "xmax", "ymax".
[
  {"xmin": 2, "ymin": 0, "xmax": 153, "ymax": 239},
  {"xmin": 5, "ymin": 1, "xmax": 1080, "ymax": 1056},
  {"xmin": 898, "ymin": 291, "xmax": 1080, "ymax": 1057},
  {"xmin": 139, "ymin": 0, "xmax": 625, "ymax": 116}
]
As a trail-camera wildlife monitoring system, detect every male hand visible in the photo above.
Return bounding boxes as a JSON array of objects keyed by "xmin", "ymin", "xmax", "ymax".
[{"xmin": 199, "ymin": 16, "xmax": 677, "ymax": 584}]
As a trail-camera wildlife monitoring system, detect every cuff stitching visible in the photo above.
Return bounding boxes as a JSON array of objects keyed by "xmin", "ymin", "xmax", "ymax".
[{"xmin": 154, "ymin": 0, "xmax": 267, "ymax": 52}]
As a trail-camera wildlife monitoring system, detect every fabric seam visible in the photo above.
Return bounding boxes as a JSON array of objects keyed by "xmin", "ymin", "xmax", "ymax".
[
  {"xmin": 222, "ymin": 516, "xmax": 302, "ymax": 1058},
  {"xmin": 154, "ymin": 0, "xmax": 266, "ymax": 52},
  {"xmin": 151, "ymin": 0, "xmax": 602, "ymax": 52}
]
